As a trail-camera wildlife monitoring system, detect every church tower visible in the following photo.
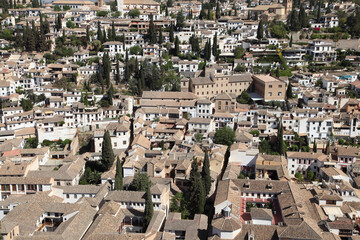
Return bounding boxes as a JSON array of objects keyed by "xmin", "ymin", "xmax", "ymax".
[
  {"xmin": 283, "ymin": 0, "xmax": 293, "ymax": 15},
  {"xmin": 117, "ymin": 0, "xmax": 123, "ymax": 12}
]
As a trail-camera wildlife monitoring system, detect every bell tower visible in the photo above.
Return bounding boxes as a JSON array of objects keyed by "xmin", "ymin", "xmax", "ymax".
[
  {"xmin": 117, "ymin": 0, "xmax": 123, "ymax": 12},
  {"xmin": 283, "ymin": 0, "xmax": 293, "ymax": 15}
]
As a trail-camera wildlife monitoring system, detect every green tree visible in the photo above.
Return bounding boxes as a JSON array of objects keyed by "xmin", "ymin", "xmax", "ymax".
[
  {"xmin": 20, "ymin": 99, "xmax": 33, "ymax": 111},
  {"xmin": 174, "ymin": 36, "xmax": 180, "ymax": 56},
  {"xmin": 158, "ymin": 27, "xmax": 163, "ymax": 44},
  {"xmin": 111, "ymin": 21, "xmax": 116, "ymax": 41},
  {"xmin": 307, "ymin": 170, "xmax": 314, "ymax": 180},
  {"xmin": 213, "ymin": 127, "xmax": 236, "ymax": 147},
  {"xmin": 195, "ymin": 133, "xmax": 203, "ymax": 143},
  {"xmin": 316, "ymin": 1, "xmax": 321, "ymax": 23},
  {"xmin": 286, "ymin": 83, "xmax": 293, "ymax": 99},
  {"xmin": 148, "ymin": 14, "xmax": 156, "ymax": 44},
  {"xmin": 212, "ymin": 32, "xmax": 218, "ymax": 59},
  {"xmin": 101, "ymin": 130, "xmax": 115, "ymax": 170},
  {"xmin": 295, "ymin": 172, "xmax": 303, "ymax": 181},
  {"xmin": 189, "ymin": 158, "xmax": 205, "ymax": 216},
  {"xmin": 289, "ymin": 34, "xmax": 293, "ymax": 47},
  {"xmin": 97, "ymin": 21, "xmax": 102, "ymax": 42},
  {"xmin": 169, "ymin": 23, "xmax": 174, "ymax": 42},
  {"xmin": 313, "ymin": 141, "xmax": 317, "ymax": 153},
  {"xmin": 130, "ymin": 173, "xmax": 152, "ymax": 191},
  {"xmin": 143, "ymin": 186, "xmax": 154, "ymax": 231},
  {"xmin": 114, "ymin": 156, "xmax": 123, "ymax": 190},
  {"xmin": 237, "ymin": 91, "xmax": 251, "ymax": 104},
  {"xmin": 278, "ymin": 123, "xmax": 285, "ymax": 155},
  {"xmin": 128, "ymin": 9, "xmax": 140, "ymax": 18},
  {"xmin": 201, "ymin": 150, "xmax": 211, "ymax": 195},
  {"xmin": 176, "ymin": 11, "xmax": 185, "ymax": 30},
  {"xmin": 257, "ymin": 20, "xmax": 264, "ymax": 39},
  {"xmin": 216, "ymin": 1, "xmax": 220, "ymax": 19},
  {"xmin": 234, "ymin": 46, "xmax": 244, "ymax": 59},
  {"xmin": 115, "ymin": 58, "xmax": 121, "ymax": 84}
]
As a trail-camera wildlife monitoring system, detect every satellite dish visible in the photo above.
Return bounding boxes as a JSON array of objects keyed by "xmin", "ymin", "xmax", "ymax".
[{"xmin": 329, "ymin": 215, "xmax": 336, "ymax": 222}]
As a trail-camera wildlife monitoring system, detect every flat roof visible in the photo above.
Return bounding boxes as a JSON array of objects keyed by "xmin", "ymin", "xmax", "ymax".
[{"xmin": 253, "ymin": 74, "xmax": 283, "ymax": 83}]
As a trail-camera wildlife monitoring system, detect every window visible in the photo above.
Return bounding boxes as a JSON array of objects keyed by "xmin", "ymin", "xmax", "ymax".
[
  {"xmin": 268, "ymin": 92, "xmax": 272, "ymax": 96},
  {"xmin": 66, "ymin": 194, "xmax": 69, "ymax": 198},
  {"xmin": 269, "ymin": 85, "xmax": 272, "ymax": 88},
  {"xmin": 278, "ymin": 92, "xmax": 282, "ymax": 96},
  {"xmin": 123, "ymin": 141, "xmax": 127, "ymax": 145},
  {"xmin": 279, "ymin": 84, "xmax": 282, "ymax": 88},
  {"xmin": 74, "ymin": 194, "xmax": 77, "ymax": 198},
  {"xmin": 114, "ymin": 142, "xmax": 117, "ymax": 147}
]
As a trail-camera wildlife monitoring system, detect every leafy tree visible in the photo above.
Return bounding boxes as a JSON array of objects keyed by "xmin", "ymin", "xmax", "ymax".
[
  {"xmin": 269, "ymin": 21, "xmax": 287, "ymax": 39},
  {"xmin": 143, "ymin": 186, "xmax": 154, "ymax": 231},
  {"xmin": 250, "ymin": 130, "xmax": 260, "ymax": 137},
  {"xmin": 189, "ymin": 158, "xmax": 205, "ymax": 216},
  {"xmin": 170, "ymin": 192, "xmax": 189, "ymax": 218},
  {"xmin": 24, "ymin": 137, "xmax": 38, "ymax": 148},
  {"xmin": 66, "ymin": 20, "xmax": 76, "ymax": 28},
  {"xmin": 20, "ymin": 99, "xmax": 33, "ymax": 111},
  {"xmin": 201, "ymin": 150, "xmax": 211, "ymax": 195},
  {"xmin": 114, "ymin": 156, "xmax": 123, "ymax": 190},
  {"xmin": 128, "ymin": 9, "xmax": 140, "ymax": 18},
  {"xmin": 213, "ymin": 127, "xmax": 236, "ymax": 147},
  {"xmin": 237, "ymin": 91, "xmax": 251, "ymax": 104},
  {"xmin": 195, "ymin": 133, "xmax": 203, "ymax": 143},
  {"xmin": 176, "ymin": 11, "xmax": 185, "ymax": 30},
  {"xmin": 306, "ymin": 170, "xmax": 314, "ymax": 180},
  {"xmin": 295, "ymin": 172, "xmax": 303, "ymax": 181},
  {"xmin": 257, "ymin": 20, "xmax": 264, "ymax": 39},
  {"xmin": 234, "ymin": 46, "xmax": 244, "ymax": 59},
  {"xmin": 130, "ymin": 173, "xmax": 152, "ymax": 191},
  {"xmin": 101, "ymin": 130, "xmax": 115, "ymax": 170},
  {"xmin": 129, "ymin": 45, "xmax": 142, "ymax": 55},
  {"xmin": 80, "ymin": 167, "xmax": 101, "ymax": 185}
]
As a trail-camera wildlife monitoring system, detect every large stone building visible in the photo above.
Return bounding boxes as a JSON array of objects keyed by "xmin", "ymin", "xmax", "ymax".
[
  {"xmin": 251, "ymin": 75, "xmax": 286, "ymax": 102},
  {"xmin": 182, "ymin": 73, "xmax": 252, "ymax": 98}
]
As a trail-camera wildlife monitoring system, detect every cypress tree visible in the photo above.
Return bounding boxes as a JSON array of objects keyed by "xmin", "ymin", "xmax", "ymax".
[
  {"xmin": 286, "ymin": 82, "xmax": 293, "ymax": 98},
  {"xmin": 313, "ymin": 140, "xmax": 317, "ymax": 153},
  {"xmin": 276, "ymin": 67, "xmax": 280, "ymax": 78},
  {"xmin": 101, "ymin": 130, "xmax": 115, "ymax": 170},
  {"xmin": 212, "ymin": 32, "xmax": 218, "ymax": 59},
  {"xmin": 97, "ymin": 21, "xmax": 102, "ymax": 42},
  {"xmin": 189, "ymin": 158, "xmax": 205, "ymax": 216},
  {"xmin": 9, "ymin": 0, "xmax": 12, "ymax": 9},
  {"xmin": 257, "ymin": 20, "xmax": 264, "ymax": 39},
  {"xmin": 102, "ymin": 29, "xmax": 107, "ymax": 43},
  {"xmin": 216, "ymin": 1, "xmax": 220, "ymax": 19},
  {"xmin": 115, "ymin": 59, "xmax": 120, "ymax": 84},
  {"xmin": 158, "ymin": 27, "xmax": 163, "ymax": 44},
  {"xmin": 124, "ymin": 50, "xmax": 130, "ymax": 82},
  {"xmin": 56, "ymin": 14, "xmax": 62, "ymax": 31},
  {"xmin": 86, "ymin": 25, "xmax": 90, "ymax": 43},
  {"xmin": 111, "ymin": 21, "xmax": 116, "ymax": 41},
  {"xmin": 148, "ymin": 14, "xmax": 156, "ymax": 44},
  {"xmin": 122, "ymin": 33, "xmax": 125, "ymax": 50},
  {"xmin": 278, "ymin": 123, "xmax": 285, "ymax": 155},
  {"xmin": 169, "ymin": 23, "xmax": 174, "ymax": 42},
  {"xmin": 15, "ymin": 28, "xmax": 23, "ymax": 49},
  {"xmin": 108, "ymin": 83, "xmax": 114, "ymax": 105},
  {"xmin": 174, "ymin": 36, "xmax": 180, "ymax": 56},
  {"xmin": 289, "ymin": 34, "xmax": 293, "ymax": 47},
  {"xmin": 201, "ymin": 150, "xmax": 211, "ymax": 196},
  {"xmin": 299, "ymin": 5, "xmax": 307, "ymax": 28},
  {"xmin": 102, "ymin": 53, "xmax": 111, "ymax": 87},
  {"xmin": 316, "ymin": 1, "xmax": 321, "ymax": 23},
  {"xmin": 143, "ymin": 186, "xmax": 154, "ymax": 231},
  {"xmin": 325, "ymin": 141, "xmax": 330, "ymax": 154}
]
